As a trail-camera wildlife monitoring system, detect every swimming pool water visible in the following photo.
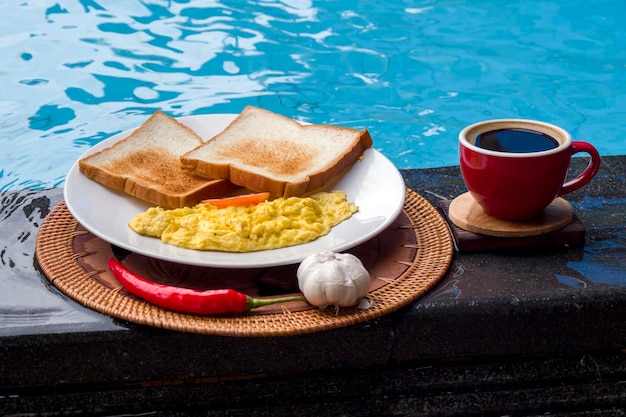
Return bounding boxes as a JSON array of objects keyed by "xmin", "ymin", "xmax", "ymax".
[{"xmin": 2, "ymin": 0, "xmax": 625, "ymax": 191}]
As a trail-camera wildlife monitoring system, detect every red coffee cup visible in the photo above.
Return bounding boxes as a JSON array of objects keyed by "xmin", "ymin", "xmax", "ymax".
[{"xmin": 459, "ymin": 119, "xmax": 601, "ymax": 220}]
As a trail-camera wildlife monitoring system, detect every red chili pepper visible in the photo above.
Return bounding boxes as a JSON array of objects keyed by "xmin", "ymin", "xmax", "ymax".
[{"xmin": 107, "ymin": 258, "xmax": 306, "ymax": 315}]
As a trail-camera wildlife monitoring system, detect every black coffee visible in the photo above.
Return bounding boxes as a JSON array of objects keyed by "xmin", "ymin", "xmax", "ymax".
[{"xmin": 475, "ymin": 128, "xmax": 559, "ymax": 153}]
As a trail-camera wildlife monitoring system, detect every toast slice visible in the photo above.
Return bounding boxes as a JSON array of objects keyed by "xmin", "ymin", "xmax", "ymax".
[
  {"xmin": 78, "ymin": 111, "xmax": 235, "ymax": 208},
  {"xmin": 180, "ymin": 106, "xmax": 373, "ymax": 197}
]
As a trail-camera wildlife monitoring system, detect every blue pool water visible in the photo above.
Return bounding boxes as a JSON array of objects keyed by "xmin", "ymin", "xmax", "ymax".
[{"xmin": 1, "ymin": 0, "xmax": 625, "ymax": 191}]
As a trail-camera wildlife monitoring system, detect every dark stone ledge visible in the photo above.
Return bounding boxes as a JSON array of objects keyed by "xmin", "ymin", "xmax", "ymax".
[{"xmin": 1, "ymin": 156, "xmax": 625, "ymax": 416}]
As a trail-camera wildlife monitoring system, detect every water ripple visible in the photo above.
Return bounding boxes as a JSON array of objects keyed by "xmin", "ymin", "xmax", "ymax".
[{"xmin": 1, "ymin": 0, "xmax": 625, "ymax": 190}]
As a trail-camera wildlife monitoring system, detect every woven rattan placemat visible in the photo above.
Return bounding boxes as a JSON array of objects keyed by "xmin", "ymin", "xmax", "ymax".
[{"xmin": 35, "ymin": 188, "xmax": 453, "ymax": 336}]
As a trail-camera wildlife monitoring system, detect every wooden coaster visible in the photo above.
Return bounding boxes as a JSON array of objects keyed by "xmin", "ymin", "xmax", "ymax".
[
  {"xmin": 440, "ymin": 192, "xmax": 584, "ymax": 253},
  {"xmin": 448, "ymin": 192, "xmax": 574, "ymax": 238}
]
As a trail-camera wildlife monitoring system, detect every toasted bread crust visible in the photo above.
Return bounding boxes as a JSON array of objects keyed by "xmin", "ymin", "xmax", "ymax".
[
  {"xmin": 78, "ymin": 111, "xmax": 235, "ymax": 208},
  {"xmin": 181, "ymin": 106, "xmax": 373, "ymax": 197}
]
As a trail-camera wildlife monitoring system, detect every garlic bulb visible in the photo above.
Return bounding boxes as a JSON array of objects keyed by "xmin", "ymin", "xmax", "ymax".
[{"xmin": 297, "ymin": 251, "xmax": 370, "ymax": 308}]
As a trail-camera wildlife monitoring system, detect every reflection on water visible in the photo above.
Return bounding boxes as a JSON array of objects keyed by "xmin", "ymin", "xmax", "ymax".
[
  {"xmin": 422, "ymin": 209, "xmax": 626, "ymax": 300},
  {"xmin": 0, "ymin": 188, "xmax": 116, "ymax": 334},
  {"xmin": 1, "ymin": 0, "xmax": 626, "ymax": 191},
  {"xmin": 562, "ymin": 231, "xmax": 626, "ymax": 287}
]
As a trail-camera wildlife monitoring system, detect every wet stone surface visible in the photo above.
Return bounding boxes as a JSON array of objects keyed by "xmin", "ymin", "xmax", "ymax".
[{"xmin": 1, "ymin": 156, "xmax": 625, "ymax": 415}]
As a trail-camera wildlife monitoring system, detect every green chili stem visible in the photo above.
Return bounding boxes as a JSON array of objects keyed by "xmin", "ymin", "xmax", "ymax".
[{"xmin": 246, "ymin": 295, "xmax": 307, "ymax": 310}]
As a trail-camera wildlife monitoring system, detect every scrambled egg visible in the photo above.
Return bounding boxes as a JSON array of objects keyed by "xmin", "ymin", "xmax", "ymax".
[{"xmin": 128, "ymin": 191, "xmax": 358, "ymax": 252}]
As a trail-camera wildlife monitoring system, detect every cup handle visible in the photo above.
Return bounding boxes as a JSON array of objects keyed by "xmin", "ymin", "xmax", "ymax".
[{"xmin": 559, "ymin": 141, "xmax": 601, "ymax": 196}]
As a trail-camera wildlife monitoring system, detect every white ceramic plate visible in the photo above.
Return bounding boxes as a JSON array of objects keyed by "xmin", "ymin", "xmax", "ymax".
[{"xmin": 64, "ymin": 114, "xmax": 406, "ymax": 268}]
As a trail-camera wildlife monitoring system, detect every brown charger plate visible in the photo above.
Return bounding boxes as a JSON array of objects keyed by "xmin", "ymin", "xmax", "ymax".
[{"xmin": 35, "ymin": 188, "xmax": 453, "ymax": 337}]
